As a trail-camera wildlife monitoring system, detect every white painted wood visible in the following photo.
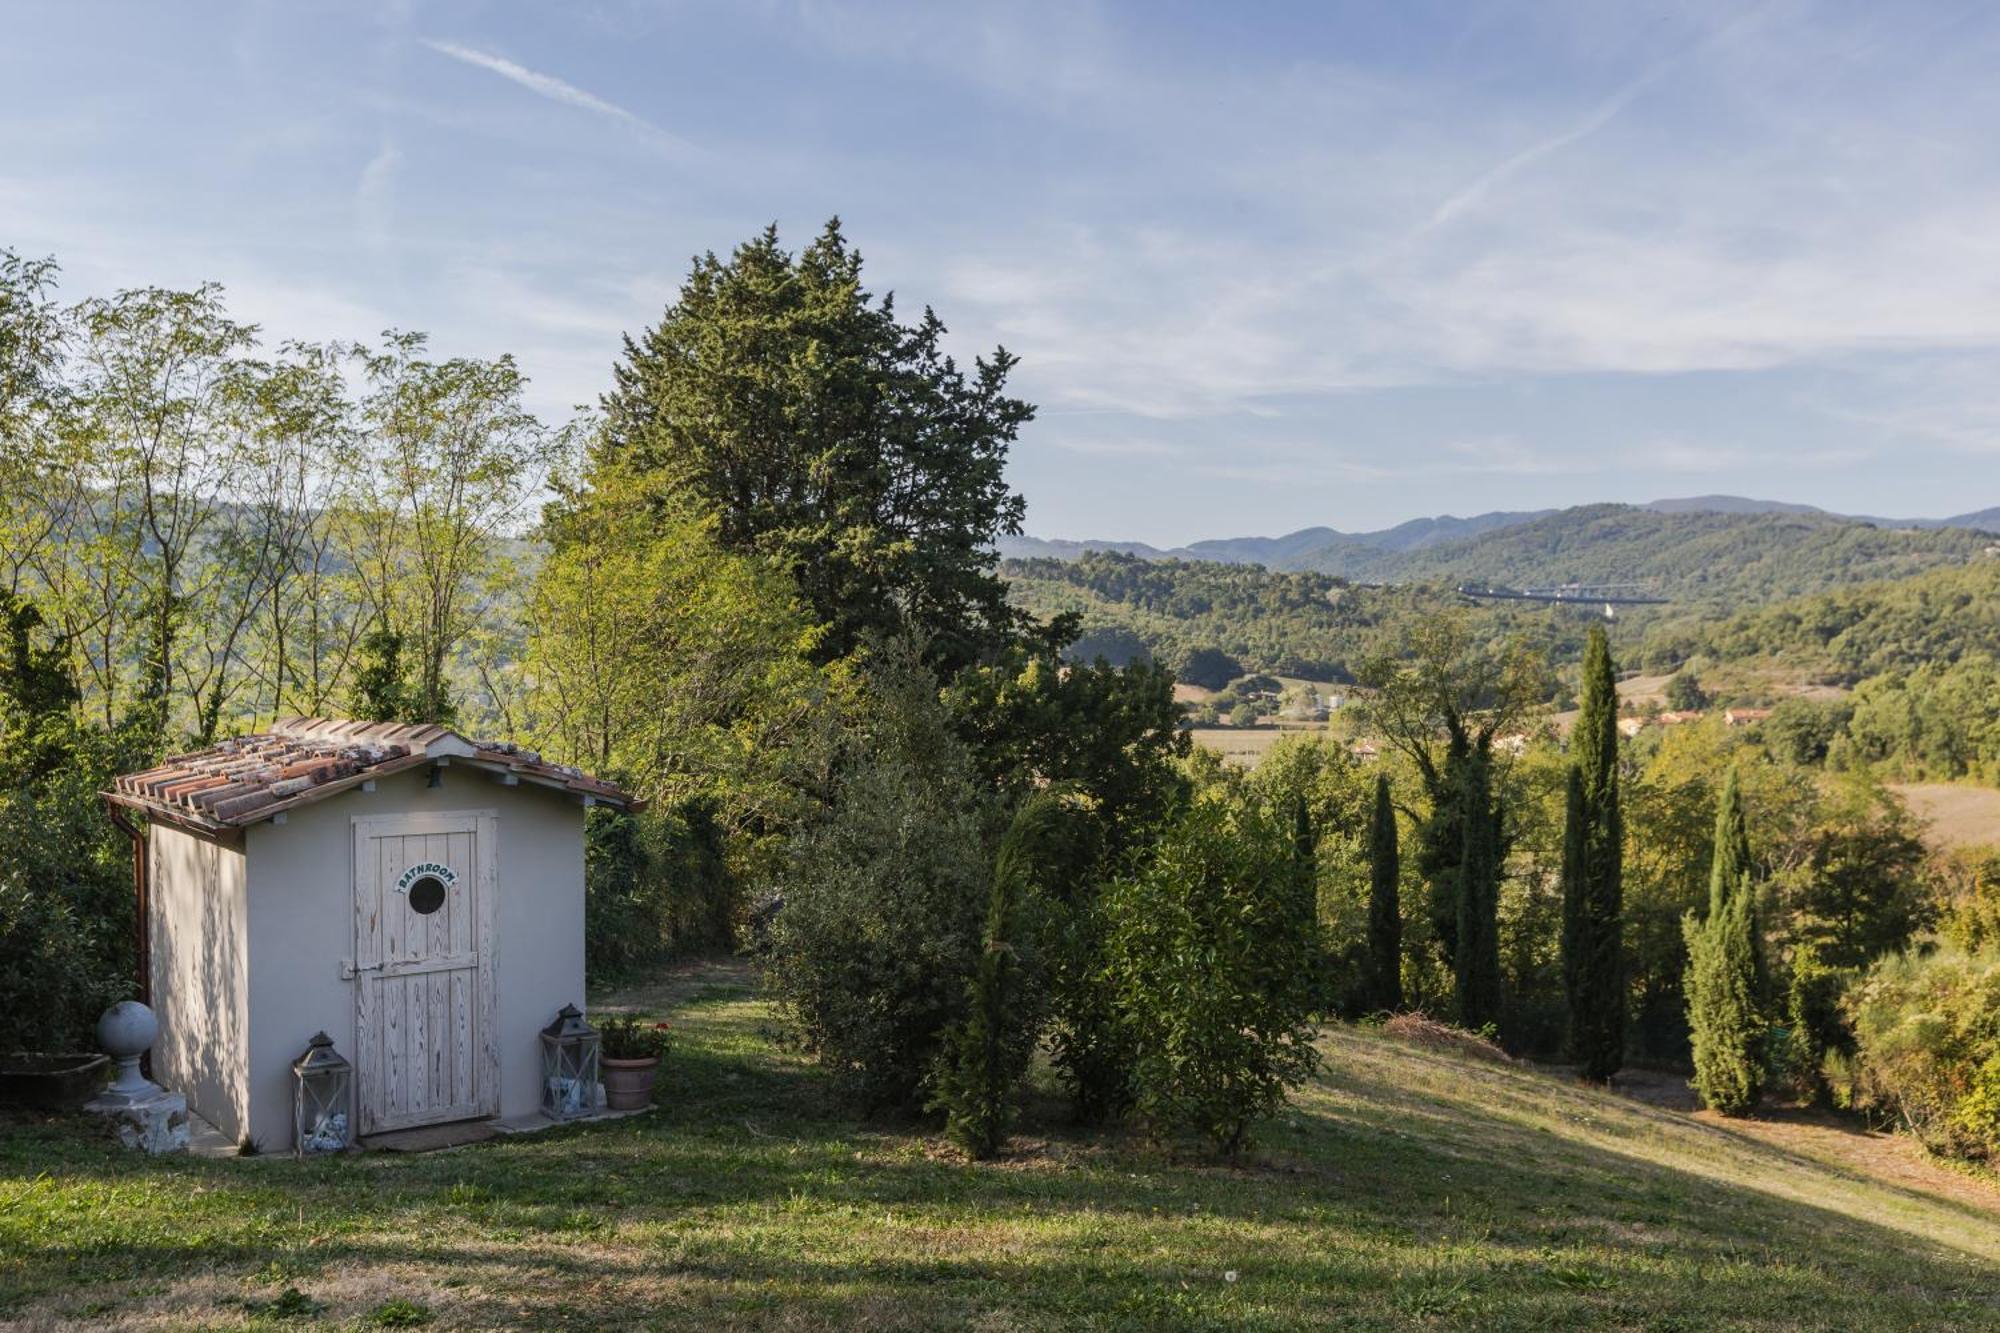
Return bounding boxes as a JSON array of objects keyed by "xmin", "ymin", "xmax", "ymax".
[{"xmin": 353, "ymin": 811, "xmax": 493, "ymax": 1132}]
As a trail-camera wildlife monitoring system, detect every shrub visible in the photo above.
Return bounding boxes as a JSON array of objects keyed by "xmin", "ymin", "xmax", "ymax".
[
  {"xmin": 584, "ymin": 798, "xmax": 734, "ymax": 981},
  {"xmin": 1779, "ymin": 944, "xmax": 1855, "ymax": 1105},
  {"xmin": 0, "ymin": 711, "xmax": 138, "ymax": 1051},
  {"xmin": 1104, "ymin": 798, "xmax": 1321, "ymax": 1155},
  {"xmin": 1177, "ymin": 647, "xmax": 1242, "ymax": 692},
  {"xmin": 597, "ymin": 1013, "xmax": 673, "ymax": 1061},
  {"xmin": 765, "ymin": 646, "xmax": 994, "ymax": 1110},
  {"xmin": 1842, "ymin": 943, "xmax": 2000, "ymax": 1160},
  {"xmin": 929, "ymin": 793, "xmax": 1073, "ymax": 1158}
]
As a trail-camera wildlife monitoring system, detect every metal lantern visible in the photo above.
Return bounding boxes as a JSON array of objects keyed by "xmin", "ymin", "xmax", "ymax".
[
  {"xmin": 539, "ymin": 1004, "xmax": 601, "ymax": 1121},
  {"xmin": 292, "ymin": 1032, "xmax": 353, "ymax": 1156}
]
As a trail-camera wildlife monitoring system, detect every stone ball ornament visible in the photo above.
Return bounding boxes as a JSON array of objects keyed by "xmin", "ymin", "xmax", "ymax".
[{"xmin": 97, "ymin": 1000, "xmax": 160, "ymax": 1061}]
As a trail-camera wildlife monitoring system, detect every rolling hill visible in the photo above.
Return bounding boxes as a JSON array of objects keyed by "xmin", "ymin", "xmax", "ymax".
[{"xmin": 1004, "ymin": 494, "xmax": 2000, "ymax": 575}]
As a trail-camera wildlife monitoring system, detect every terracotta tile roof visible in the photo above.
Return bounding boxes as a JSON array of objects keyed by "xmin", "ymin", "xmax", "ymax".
[{"xmin": 107, "ymin": 717, "xmax": 635, "ymax": 832}]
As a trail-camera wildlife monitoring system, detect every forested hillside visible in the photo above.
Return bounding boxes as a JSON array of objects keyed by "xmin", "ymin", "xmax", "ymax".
[
  {"xmin": 1002, "ymin": 550, "xmax": 1584, "ymax": 681},
  {"xmin": 1305, "ymin": 504, "xmax": 1995, "ymax": 599},
  {"xmin": 1645, "ymin": 558, "xmax": 2000, "ymax": 681}
]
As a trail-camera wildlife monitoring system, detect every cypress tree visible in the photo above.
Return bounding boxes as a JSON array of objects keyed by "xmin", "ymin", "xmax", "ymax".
[
  {"xmin": 931, "ymin": 793, "xmax": 1061, "ymax": 1157},
  {"xmin": 1454, "ymin": 747, "xmax": 1503, "ymax": 1030},
  {"xmin": 1367, "ymin": 775, "xmax": 1402, "ymax": 1013},
  {"xmin": 1419, "ymin": 732, "xmax": 1472, "ymax": 966},
  {"xmin": 1561, "ymin": 624, "xmax": 1626, "ymax": 1081},
  {"xmin": 1683, "ymin": 767, "xmax": 1765, "ymax": 1114}
]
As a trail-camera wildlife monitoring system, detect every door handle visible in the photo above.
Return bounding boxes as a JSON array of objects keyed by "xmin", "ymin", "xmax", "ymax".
[{"xmin": 340, "ymin": 959, "xmax": 384, "ymax": 979}]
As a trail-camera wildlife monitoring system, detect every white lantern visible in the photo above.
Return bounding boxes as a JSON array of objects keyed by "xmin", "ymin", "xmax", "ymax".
[
  {"xmin": 539, "ymin": 1004, "xmax": 600, "ymax": 1121},
  {"xmin": 292, "ymin": 1032, "xmax": 353, "ymax": 1155}
]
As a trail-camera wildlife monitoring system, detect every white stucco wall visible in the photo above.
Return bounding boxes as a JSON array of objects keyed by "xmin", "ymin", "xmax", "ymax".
[
  {"xmin": 148, "ymin": 825, "xmax": 250, "ymax": 1141},
  {"xmin": 236, "ymin": 767, "xmax": 588, "ymax": 1148}
]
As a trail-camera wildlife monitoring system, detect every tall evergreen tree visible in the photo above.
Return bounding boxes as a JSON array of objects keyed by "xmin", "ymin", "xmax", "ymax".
[
  {"xmin": 1684, "ymin": 767, "xmax": 1765, "ymax": 1114},
  {"xmin": 598, "ymin": 220, "xmax": 1032, "ymax": 676},
  {"xmin": 1367, "ymin": 774, "xmax": 1403, "ymax": 1013},
  {"xmin": 1562, "ymin": 624, "xmax": 1626, "ymax": 1080},
  {"xmin": 1454, "ymin": 746, "xmax": 1503, "ymax": 1030}
]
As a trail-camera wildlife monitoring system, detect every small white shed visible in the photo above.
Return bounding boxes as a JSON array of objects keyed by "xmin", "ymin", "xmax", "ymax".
[{"xmin": 105, "ymin": 718, "xmax": 634, "ymax": 1150}]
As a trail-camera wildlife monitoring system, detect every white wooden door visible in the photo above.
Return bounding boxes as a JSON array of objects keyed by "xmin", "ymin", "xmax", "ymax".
[{"xmin": 352, "ymin": 810, "xmax": 499, "ymax": 1133}]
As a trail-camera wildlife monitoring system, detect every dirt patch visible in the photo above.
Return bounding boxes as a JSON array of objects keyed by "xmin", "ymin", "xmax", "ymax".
[
  {"xmin": 1892, "ymin": 783, "xmax": 2000, "ymax": 853},
  {"xmin": 1379, "ymin": 1014, "xmax": 1514, "ymax": 1065}
]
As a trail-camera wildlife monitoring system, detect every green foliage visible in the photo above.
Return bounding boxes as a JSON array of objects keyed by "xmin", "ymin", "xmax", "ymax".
[
  {"xmin": 1378, "ymin": 505, "xmax": 1991, "ymax": 606},
  {"xmin": 0, "ymin": 593, "xmax": 136, "ymax": 1051},
  {"xmin": 528, "ymin": 469, "xmax": 836, "ymax": 879},
  {"xmin": 1103, "ymin": 798, "xmax": 1321, "ymax": 1154},
  {"xmin": 1664, "ymin": 669, "xmax": 1708, "ymax": 712},
  {"xmin": 1842, "ymin": 944, "xmax": 2000, "ymax": 1160},
  {"xmin": 1177, "ymin": 645, "xmax": 1244, "ymax": 691},
  {"xmin": 1782, "ymin": 771, "xmax": 1931, "ymax": 969},
  {"xmin": 765, "ymin": 644, "xmax": 993, "ymax": 1110},
  {"xmin": 944, "ymin": 650, "xmax": 1188, "ymax": 852},
  {"xmin": 930, "ymin": 793, "xmax": 1070, "ymax": 1158},
  {"xmin": 1667, "ymin": 558, "xmax": 2000, "ymax": 682},
  {"xmin": 1780, "ymin": 944, "xmax": 1855, "ymax": 1106},
  {"xmin": 583, "ymin": 800, "xmax": 736, "ymax": 978},
  {"xmin": 1839, "ymin": 656, "xmax": 2000, "ymax": 783},
  {"xmin": 599, "ymin": 219, "xmax": 1030, "ymax": 676},
  {"xmin": 1561, "ymin": 625, "xmax": 1625, "ymax": 1080},
  {"xmin": 1454, "ymin": 748, "xmax": 1504, "ymax": 1031},
  {"xmin": 1367, "ymin": 774, "xmax": 1403, "ymax": 1013},
  {"xmin": 1684, "ymin": 770, "xmax": 1765, "ymax": 1115},
  {"xmin": 347, "ymin": 622, "xmax": 420, "ymax": 724},
  {"xmin": 597, "ymin": 1012, "xmax": 673, "ymax": 1061}
]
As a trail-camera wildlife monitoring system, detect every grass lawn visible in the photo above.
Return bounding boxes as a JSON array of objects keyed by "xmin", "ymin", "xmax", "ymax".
[{"xmin": 4, "ymin": 963, "xmax": 2000, "ymax": 1330}]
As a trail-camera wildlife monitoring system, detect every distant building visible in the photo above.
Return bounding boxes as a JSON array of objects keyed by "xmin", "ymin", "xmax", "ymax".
[
  {"xmin": 1351, "ymin": 740, "xmax": 1381, "ymax": 762},
  {"xmin": 1724, "ymin": 708, "xmax": 1774, "ymax": 728},
  {"xmin": 1657, "ymin": 710, "xmax": 1705, "ymax": 726},
  {"xmin": 1617, "ymin": 717, "xmax": 1646, "ymax": 738}
]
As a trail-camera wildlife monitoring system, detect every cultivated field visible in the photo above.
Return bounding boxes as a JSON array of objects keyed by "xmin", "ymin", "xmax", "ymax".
[
  {"xmin": 1893, "ymin": 782, "xmax": 2000, "ymax": 851},
  {"xmin": 4, "ymin": 963, "xmax": 1998, "ymax": 1329}
]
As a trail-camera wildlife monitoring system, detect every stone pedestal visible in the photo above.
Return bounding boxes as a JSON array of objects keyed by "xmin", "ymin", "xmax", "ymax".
[
  {"xmin": 85, "ymin": 1087, "xmax": 190, "ymax": 1154},
  {"xmin": 83, "ymin": 1000, "xmax": 189, "ymax": 1154}
]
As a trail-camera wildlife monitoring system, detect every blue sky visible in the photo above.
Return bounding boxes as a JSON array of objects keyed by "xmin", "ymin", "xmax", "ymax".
[{"xmin": 5, "ymin": 1, "xmax": 1999, "ymax": 544}]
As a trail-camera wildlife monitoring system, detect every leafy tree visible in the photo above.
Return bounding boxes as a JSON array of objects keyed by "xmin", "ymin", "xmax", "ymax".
[
  {"xmin": 342, "ymin": 333, "xmax": 562, "ymax": 725},
  {"xmin": 1784, "ymin": 771, "xmax": 1930, "ymax": 969},
  {"xmin": 765, "ymin": 642, "xmax": 993, "ymax": 1110},
  {"xmin": 1684, "ymin": 768, "xmax": 1765, "ymax": 1114},
  {"xmin": 1104, "ymin": 798, "xmax": 1321, "ymax": 1155},
  {"xmin": 527, "ymin": 467, "xmax": 833, "ymax": 870},
  {"xmin": 1664, "ymin": 669, "xmax": 1708, "ymax": 712},
  {"xmin": 1562, "ymin": 624, "xmax": 1625, "ymax": 1080},
  {"xmin": 944, "ymin": 649, "xmax": 1187, "ymax": 1119},
  {"xmin": 1366, "ymin": 773, "xmax": 1403, "ymax": 1013},
  {"xmin": 1177, "ymin": 646, "xmax": 1242, "ymax": 691},
  {"xmin": 1358, "ymin": 613, "xmax": 1540, "ymax": 975},
  {"xmin": 347, "ymin": 622, "xmax": 419, "ymax": 723},
  {"xmin": 600, "ymin": 220, "xmax": 1030, "ymax": 675},
  {"xmin": 1454, "ymin": 747, "xmax": 1504, "ymax": 1030}
]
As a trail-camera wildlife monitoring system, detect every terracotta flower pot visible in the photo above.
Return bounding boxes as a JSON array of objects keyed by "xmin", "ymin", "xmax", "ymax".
[{"xmin": 600, "ymin": 1055, "xmax": 660, "ymax": 1110}]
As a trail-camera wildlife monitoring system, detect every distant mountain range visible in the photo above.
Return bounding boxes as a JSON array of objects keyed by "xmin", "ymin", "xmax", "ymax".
[{"xmin": 998, "ymin": 496, "xmax": 2000, "ymax": 571}]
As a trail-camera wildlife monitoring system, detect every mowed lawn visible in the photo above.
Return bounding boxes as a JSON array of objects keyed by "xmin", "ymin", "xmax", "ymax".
[{"xmin": 4, "ymin": 966, "xmax": 2000, "ymax": 1331}]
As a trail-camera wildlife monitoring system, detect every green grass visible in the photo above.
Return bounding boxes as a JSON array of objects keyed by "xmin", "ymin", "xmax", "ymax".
[{"xmin": 4, "ymin": 969, "xmax": 1999, "ymax": 1330}]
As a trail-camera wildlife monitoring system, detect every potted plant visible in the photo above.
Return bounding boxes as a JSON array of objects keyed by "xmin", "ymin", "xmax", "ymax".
[{"xmin": 598, "ymin": 1014, "xmax": 671, "ymax": 1110}]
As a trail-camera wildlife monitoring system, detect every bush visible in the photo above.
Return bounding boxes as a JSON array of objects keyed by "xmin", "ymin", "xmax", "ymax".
[
  {"xmin": 584, "ymin": 798, "xmax": 734, "ymax": 981},
  {"xmin": 1842, "ymin": 943, "xmax": 2000, "ymax": 1160},
  {"xmin": 1779, "ymin": 944, "xmax": 1855, "ymax": 1105},
  {"xmin": 929, "ymin": 793, "xmax": 1071, "ymax": 1158},
  {"xmin": 1177, "ymin": 647, "xmax": 1242, "ymax": 692},
  {"xmin": 1104, "ymin": 798, "xmax": 1321, "ymax": 1155},
  {"xmin": 0, "ymin": 712, "xmax": 137, "ymax": 1051},
  {"xmin": 765, "ymin": 647, "xmax": 994, "ymax": 1110}
]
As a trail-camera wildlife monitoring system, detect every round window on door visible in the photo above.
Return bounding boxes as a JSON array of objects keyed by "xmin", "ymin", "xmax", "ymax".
[{"xmin": 406, "ymin": 874, "xmax": 447, "ymax": 915}]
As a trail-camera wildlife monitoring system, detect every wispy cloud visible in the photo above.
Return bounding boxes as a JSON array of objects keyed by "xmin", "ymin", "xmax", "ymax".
[{"xmin": 419, "ymin": 39, "xmax": 696, "ymax": 156}]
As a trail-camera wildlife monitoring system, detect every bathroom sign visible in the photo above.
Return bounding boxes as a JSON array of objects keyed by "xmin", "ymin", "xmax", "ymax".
[{"xmin": 395, "ymin": 861, "xmax": 459, "ymax": 894}]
